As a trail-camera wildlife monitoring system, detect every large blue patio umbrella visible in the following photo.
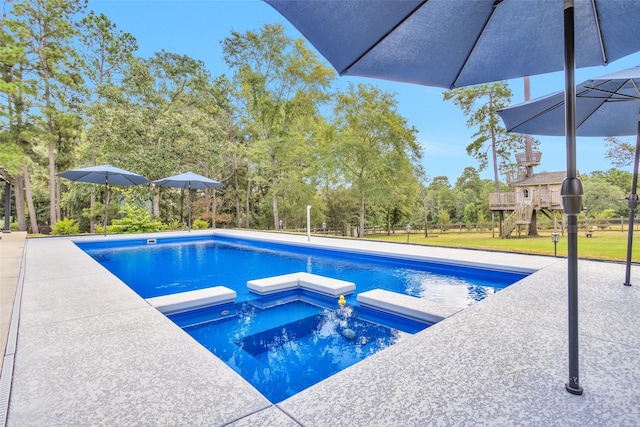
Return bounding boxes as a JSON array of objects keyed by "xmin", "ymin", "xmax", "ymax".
[
  {"xmin": 498, "ymin": 66, "xmax": 640, "ymax": 288},
  {"xmin": 58, "ymin": 164, "xmax": 150, "ymax": 235},
  {"xmin": 265, "ymin": 0, "xmax": 640, "ymax": 394},
  {"xmin": 153, "ymin": 172, "xmax": 223, "ymax": 231}
]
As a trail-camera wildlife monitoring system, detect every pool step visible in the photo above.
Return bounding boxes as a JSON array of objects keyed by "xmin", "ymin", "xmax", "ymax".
[
  {"xmin": 247, "ymin": 272, "xmax": 355, "ymax": 297},
  {"xmin": 357, "ymin": 289, "xmax": 461, "ymax": 324},
  {"xmin": 146, "ymin": 286, "xmax": 236, "ymax": 315}
]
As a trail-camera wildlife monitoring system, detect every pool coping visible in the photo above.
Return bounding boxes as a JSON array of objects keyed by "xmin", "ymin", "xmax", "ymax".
[{"xmin": 3, "ymin": 229, "xmax": 640, "ymax": 426}]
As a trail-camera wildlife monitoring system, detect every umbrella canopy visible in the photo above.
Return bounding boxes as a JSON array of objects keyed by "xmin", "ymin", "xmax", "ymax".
[
  {"xmin": 58, "ymin": 164, "xmax": 150, "ymax": 186},
  {"xmin": 152, "ymin": 171, "xmax": 223, "ymax": 189},
  {"xmin": 58, "ymin": 164, "xmax": 150, "ymax": 235},
  {"xmin": 265, "ymin": 0, "xmax": 640, "ymax": 395},
  {"xmin": 498, "ymin": 65, "xmax": 640, "ymax": 288},
  {"xmin": 498, "ymin": 66, "xmax": 640, "ymax": 136},
  {"xmin": 266, "ymin": 0, "xmax": 640, "ymax": 89},
  {"xmin": 153, "ymin": 172, "xmax": 223, "ymax": 230}
]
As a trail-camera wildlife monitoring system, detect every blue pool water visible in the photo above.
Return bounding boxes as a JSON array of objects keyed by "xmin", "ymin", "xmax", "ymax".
[
  {"xmin": 77, "ymin": 235, "xmax": 528, "ymax": 402},
  {"xmin": 78, "ymin": 235, "xmax": 527, "ymax": 308},
  {"xmin": 169, "ymin": 290, "xmax": 426, "ymax": 402}
]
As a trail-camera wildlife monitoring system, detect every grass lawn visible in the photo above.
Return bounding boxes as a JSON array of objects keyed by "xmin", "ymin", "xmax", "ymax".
[{"xmin": 365, "ymin": 229, "xmax": 640, "ymax": 263}]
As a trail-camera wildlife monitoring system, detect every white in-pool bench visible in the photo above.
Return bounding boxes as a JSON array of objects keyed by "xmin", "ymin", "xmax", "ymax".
[
  {"xmin": 357, "ymin": 289, "xmax": 461, "ymax": 324},
  {"xmin": 146, "ymin": 286, "xmax": 236, "ymax": 315},
  {"xmin": 247, "ymin": 272, "xmax": 355, "ymax": 298}
]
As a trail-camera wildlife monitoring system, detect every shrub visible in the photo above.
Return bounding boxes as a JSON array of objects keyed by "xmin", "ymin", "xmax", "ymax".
[
  {"xmin": 109, "ymin": 204, "xmax": 164, "ymax": 234},
  {"xmin": 52, "ymin": 218, "xmax": 80, "ymax": 235},
  {"xmin": 192, "ymin": 219, "xmax": 209, "ymax": 230}
]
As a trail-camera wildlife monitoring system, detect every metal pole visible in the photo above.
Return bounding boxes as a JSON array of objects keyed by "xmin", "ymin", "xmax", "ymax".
[
  {"xmin": 306, "ymin": 205, "xmax": 311, "ymax": 241},
  {"xmin": 624, "ymin": 121, "xmax": 640, "ymax": 286},
  {"xmin": 188, "ymin": 182, "xmax": 192, "ymax": 232},
  {"xmin": 103, "ymin": 178, "xmax": 109, "ymax": 237},
  {"xmin": 3, "ymin": 181, "xmax": 11, "ymax": 233},
  {"xmin": 562, "ymin": 0, "xmax": 583, "ymax": 396}
]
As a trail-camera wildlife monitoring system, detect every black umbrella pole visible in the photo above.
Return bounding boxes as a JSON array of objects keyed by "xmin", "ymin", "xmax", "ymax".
[
  {"xmin": 624, "ymin": 125, "xmax": 640, "ymax": 286},
  {"xmin": 103, "ymin": 184, "xmax": 110, "ymax": 237},
  {"xmin": 563, "ymin": 0, "xmax": 583, "ymax": 396}
]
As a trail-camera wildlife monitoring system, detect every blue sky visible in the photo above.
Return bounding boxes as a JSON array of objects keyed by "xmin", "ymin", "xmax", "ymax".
[{"xmin": 88, "ymin": 0, "xmax": 640, "ymax": 184}]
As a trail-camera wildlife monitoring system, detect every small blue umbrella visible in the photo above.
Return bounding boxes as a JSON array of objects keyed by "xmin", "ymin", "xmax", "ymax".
[
  {"xmin": 58, "ymin": 164, "xmax": 150, "ymax": 235},
  {"xmin": 498, "ymin": 66, "xmax": 640, "ymax": 287},
  {"xmin": 153, "ymin": 172, "xmax": 223, "ymax": 230}
]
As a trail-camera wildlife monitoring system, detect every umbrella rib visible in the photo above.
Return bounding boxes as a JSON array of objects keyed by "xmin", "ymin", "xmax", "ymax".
[
  {"xmin": 341, "ymin": 0, "xmax": 428, "ymax": 75},
  {"xmin": 580, "ymin": 82, "xmax": 640, "ymax": 101},
  {"xmin": 509, "ymin": 102, "xmax": 566, "ymax": 131},
  {"xmin": 451, "ymin": 0, "xmax": 502, "ymax": 89},
  {"xmin": 576, "ymin": 79, "xmax": 631, "ymax": 130},
  {"xmin": 631, "ymin": 79, "xmax": 640, "ymax": 98},
  {"xmin": 590, "ymin": 0, "xmax": 607, "ymax": 64}
]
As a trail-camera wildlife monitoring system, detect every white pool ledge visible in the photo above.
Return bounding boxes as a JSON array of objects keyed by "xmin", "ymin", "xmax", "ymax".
[
  {"xmin": 247, "ymin": 272, "xmax": 356, "ymax": 297},
  {"xmin": 357, "ymin": 289, "xmax": 461, "ymax": 324},
  {"xmin": 146, "ymin": 286, "xmax": 236, "ymax": 315}
]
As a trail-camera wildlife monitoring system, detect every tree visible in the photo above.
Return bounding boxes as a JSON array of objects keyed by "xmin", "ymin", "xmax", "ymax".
[
  {"xmin": 1, "ymin": 0, "xmax": 40, "ymax": 232},
  {"xmin": 328, "ymin": 83, "xmax": 421, "ymax": 238},
  {"xmin": 78, "ymin": 11, "xmax": 137, "ymax": 231},
  {"xmin": 583, "ymin": 177, "xmax": 626, "ymax": 217},
  {"xmin": 222, "ymin": 23, "xmax": 334, "ymax": 229},
  {"xmin": 425, "ymin": 176, "xmax": 454, "ymax": 226},
  {"xmin": 8, "ymin": 0, "xmax": 88, "ymax": 227},
  {"xmin": 586, "ymin": 168, "xmax": 633, "ymax": 197},
  {"xmin": 94, "ymin": 51, "xmax": 226, "ymax": 223},
  {"xmin": 443, "ymin": 82, "xmax": 522, "ymax": 194},
  {"xmin": 604, "ymin": 136, "xmax": 635, "ymax": 168}
]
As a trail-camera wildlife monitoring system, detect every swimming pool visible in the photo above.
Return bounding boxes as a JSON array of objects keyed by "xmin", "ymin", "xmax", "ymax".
[
  {"xmin": 78, "ymin": 235, "xmax": 527, "ymax": 308},
  {"xmin": 77, "ymin": 234, "xmax": 528, "ymax": 402}
]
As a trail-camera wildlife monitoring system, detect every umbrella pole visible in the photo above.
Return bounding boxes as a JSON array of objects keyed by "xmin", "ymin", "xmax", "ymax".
[
  {"xmin": 188, "ymin": 183, "xmax": 191, "ymax": 232},
  {"xmin": 562, "ymin": 0, "xmax": 583, "ymax": 396},
  {"xmin": 103, "ymin": 183, "xmax": 110, "ymax": 237},
  {"xmin": 624, "ymin": 122, "xmax": 640, "ymax": 286}
]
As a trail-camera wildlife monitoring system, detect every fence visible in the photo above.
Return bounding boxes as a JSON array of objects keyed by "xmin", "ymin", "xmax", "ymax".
[{"xmin": 284, "ymin": 217, "xmax": 640, "ymax": 237}]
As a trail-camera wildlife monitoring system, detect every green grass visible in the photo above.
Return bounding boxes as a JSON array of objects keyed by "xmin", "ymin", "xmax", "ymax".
[{"xmin": 364, "ymin": 229, "xmax": 640, "ymax": 262}]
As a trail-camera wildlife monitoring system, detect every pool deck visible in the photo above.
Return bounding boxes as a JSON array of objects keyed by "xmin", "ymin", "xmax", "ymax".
[{"xmin": 1, "ymin": 229, "xmax": 639, "ymax": 426}]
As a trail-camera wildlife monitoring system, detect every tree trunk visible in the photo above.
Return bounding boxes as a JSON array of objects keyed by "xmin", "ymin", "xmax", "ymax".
[
  {"xmin": 14, "ymin": 174, "xmax": 26, "ymax": 232},
  {"xmin": 153, "ymin": 185, "xmax": 160, "ymax": 218},
  {"xmin": 90, "ymin": 153, "xmax": 96, "ymax": 232},
  {"xmin": 56, "ymin": 178, "xmax": 61, "ymax": 221},
  {"xmin": 212, "ymin": 189, "xmax": 217, "ymax": 229},
  {"xmin": 48, "ymin": 141, "xmax": 56, "ymax": 226},
  {"xmin": 245, "ymin": 181, "xmax": 251, "ymax": 228},
  {"xmin": 244, "ymin": 161, "xmax": 251, "ymax": 228},
  {"xmin": 234, "ymin": 162, "xmax": 241, "ymax": 228},
  {"xmin": 529, "ymin": 209, "xmax": 539, "ymax": 236},
  {"xmin": 424, "ymin": 210, "xmax": 429, "ymax": 238},
  {"xmin": 272, "ymin": 189, "xmax": 279, "ymax": 230},
  {"xmin": 523, "ymin": 76, "xmax": 534, "ymax": 177},
  {"xmin": 358, "ymin": 191, "xmax": 365, "ymax": 239},
  {"xmin": 23, "ymin": 166, "xmax": 39, "ymax": 234},
  {"xmin": 386, "ymin": 207, "xmax": 391, "ymax": 235}
]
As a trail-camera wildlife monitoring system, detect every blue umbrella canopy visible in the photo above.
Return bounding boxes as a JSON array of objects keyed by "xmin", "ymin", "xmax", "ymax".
[
  {"xmin": 58, "ymin": 164, "xmax": 149, "ymax": 236},
  {"xmin": 153, "ymin": 172, "xmax": 223, "ymax": 231},
  {"xmin": 152, "ymin": 171, "xmax": 223, "ymax": 189},
  {"xmin": 58, "ymin": 164, "xmax": 150, "ymax": 186},
  {"xmin": 498, "ymin": 66, "xmax": 640, "ymax": 137},
  {"xmin": 265, "ymin": 0, "xmax": 640, "ymax": 89}
]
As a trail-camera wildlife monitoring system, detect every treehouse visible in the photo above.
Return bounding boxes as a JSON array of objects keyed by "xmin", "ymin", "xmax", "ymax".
[{"xmin": 489, "ymin": 151, "xmax": 572, "ymax": 237}]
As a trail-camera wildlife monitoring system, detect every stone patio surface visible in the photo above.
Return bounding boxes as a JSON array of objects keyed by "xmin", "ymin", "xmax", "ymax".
[{"xmin": 1, "ymin": 229, "xmax": 639, "ymax": 426}]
